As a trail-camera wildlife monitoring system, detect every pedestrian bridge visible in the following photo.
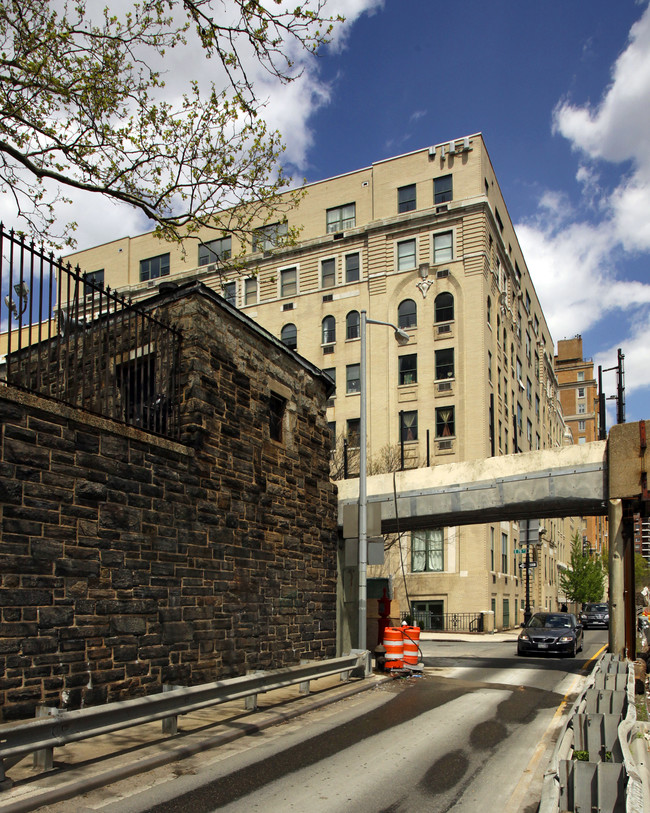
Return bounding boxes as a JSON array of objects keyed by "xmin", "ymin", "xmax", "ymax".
[{"xmin": 337, "ymin": 441, "xmax": 610, "ymax": 533}]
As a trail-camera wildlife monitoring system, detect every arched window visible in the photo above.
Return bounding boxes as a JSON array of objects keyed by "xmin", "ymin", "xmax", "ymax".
[
  {"xmin": 322, "ymin": 315, "xmax": 336, "ymax": 344},
  {"xmin": 434, "ymin": 292, "xmax": 454, "ymax": 323},
  {"xmin": 346, "ymin": 310, "xmax": 360, "ymax": 340},
  {"xmin": 280, "ymin": 323, "xmax": 297, "ymax": 350},
  {"xmin": 398, "ymin": 299, "xmax": 417, "ymax": 329}
]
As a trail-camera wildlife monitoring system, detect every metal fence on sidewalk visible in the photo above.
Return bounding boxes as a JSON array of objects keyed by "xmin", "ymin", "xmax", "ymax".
[
  {"xmin": 401, "ymin": 611, "xmax": 484, "ymax": 632},
  {"xmin": 0, "ymin": 224, "xmax": 182, "ymax": 439}
]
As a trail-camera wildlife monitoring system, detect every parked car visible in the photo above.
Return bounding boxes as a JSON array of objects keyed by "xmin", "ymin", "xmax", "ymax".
[
  {"xmin": 517, "ymin": 612, "xmax": 583, "ymax": 657},
  {"xmin": 579, "ymin": 602, "xmax": 609, "ymax": 629}
]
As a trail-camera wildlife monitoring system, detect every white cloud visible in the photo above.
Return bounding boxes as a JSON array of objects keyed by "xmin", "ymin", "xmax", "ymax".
[
  {"xmin": 553, "ymin": 1, "xmax": 650, "ymax": 253},
  {"xmin": 517, "ymin": 1, "xmax": 650, "ymax": 417}
]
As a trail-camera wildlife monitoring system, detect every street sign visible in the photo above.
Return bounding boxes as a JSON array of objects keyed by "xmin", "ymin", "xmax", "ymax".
[
  {"xmin": 519, "ymin": 561, "xmax": 538, "ymax": 569},
  {"xmin": 514, "ymin": 548, "xmax": 527, "ymax": 554}
]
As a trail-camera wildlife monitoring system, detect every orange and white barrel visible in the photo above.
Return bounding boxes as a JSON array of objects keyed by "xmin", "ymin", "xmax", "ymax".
[
  {"xmin": 383, "ymin": 627, "xmax": 404, "ymax": 668},
  {"xmin": 402, "ymin": 626, "xmax": 421, "ymax": 666}
]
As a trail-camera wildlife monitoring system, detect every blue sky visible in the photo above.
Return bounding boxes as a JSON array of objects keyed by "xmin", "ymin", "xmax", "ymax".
[{"xmin": 3, "ymin": 0, "xmax": 648, "ymax": 426}]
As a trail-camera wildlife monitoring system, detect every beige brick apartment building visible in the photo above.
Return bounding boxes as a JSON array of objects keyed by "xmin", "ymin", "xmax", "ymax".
[
  {"xmin": 66, "ymin": 133, "xmax": 573, "ymax": 630},
  {"xmin": 555, "ymin": 335, "xmax": 608, "ymax": 557}
]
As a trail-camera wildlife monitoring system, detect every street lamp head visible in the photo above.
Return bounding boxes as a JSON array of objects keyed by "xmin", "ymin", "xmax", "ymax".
[{"xmin": 394, "ymin": 328, "xmax": 410, "ymax": 346}]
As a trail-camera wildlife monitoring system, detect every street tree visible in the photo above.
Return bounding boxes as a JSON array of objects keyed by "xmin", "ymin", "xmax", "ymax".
[
  {"xmin": 635, "ymin": 554, "xmax": 650, "ymax": 589},
  {"xmin": 559, "ymin": 532, "xmax": 605, "ymax": 606},
  {"xmin": 0, "ymin": 0, "xmax": 342, "ymax": 248}
]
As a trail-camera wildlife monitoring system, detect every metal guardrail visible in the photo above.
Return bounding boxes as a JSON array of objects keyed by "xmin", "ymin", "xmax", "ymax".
[
  {"xmin": 0, "ymin": 651, "xmax": 370, "ymax": 784},
  {"xmin": 539, "ymin": 652, "xmax": 648, "ymax": 813}
]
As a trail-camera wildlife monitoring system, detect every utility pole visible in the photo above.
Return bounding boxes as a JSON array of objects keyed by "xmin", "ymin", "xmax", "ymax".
[{"xmin": 602, "ymin": 348, "xmax": 625, "ymax": 429}]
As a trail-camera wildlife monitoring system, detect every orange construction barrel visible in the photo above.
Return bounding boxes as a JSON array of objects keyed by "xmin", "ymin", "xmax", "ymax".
[
  {"xmin": 402, "ymin": 626, "xmax": 421, "ymax": 666},
  {"xmin": 383, "ymin": 627, "xmax": 404, "ymax": 668}
]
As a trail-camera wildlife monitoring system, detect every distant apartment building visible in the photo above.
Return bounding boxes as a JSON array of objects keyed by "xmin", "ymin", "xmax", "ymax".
[
  {"xmin": 65, "ymin": 134, "xmax": 573, "ymax": 629},
  {"xmin": 555, "ymin": 336, "xmax": 608, "ymax": 556}
]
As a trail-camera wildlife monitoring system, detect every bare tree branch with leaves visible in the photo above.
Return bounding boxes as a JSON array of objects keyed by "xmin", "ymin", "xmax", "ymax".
[{"xmin": 0, "ymin": 0, "xmax": 342, "ymax": 248}]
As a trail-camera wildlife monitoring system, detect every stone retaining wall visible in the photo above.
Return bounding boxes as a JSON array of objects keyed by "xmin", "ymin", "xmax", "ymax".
[{"xmin": 0, "ymin": 283, "xmax": 338, "ymax": 719}]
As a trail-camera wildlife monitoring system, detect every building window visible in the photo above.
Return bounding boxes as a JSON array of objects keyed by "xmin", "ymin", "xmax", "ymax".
[
  {"xmin": 397, "ymin": 239, "xmax": 417, "ymax": 271},
  {"xmin": 269, "ymin": 392, "xmax": 287, "ymax": 442},
  {"xmin": 347, "ymin": 418, "xmax": 360, "ymax": 447},
  {"xmin": 140, "ymin": 253, "xmax": 170, "ymax": 282},
  {"xmin": 434, "ymin": 291, "xmax": 454, "ymax": 323},
  {"xmin": 244, "ymin": 277, "xmax": 257, "ymax": 305},
  {"xmin": 526, "ymin": 377, "xmax": 532, "ymax": 404},
  {"xmin": 280, "ymin": 266, "xmax": 297, "ymax": 297},
  {"xmin": 221, "ymin": 280, "xmax": 236, "ymax": 305},
  {"xmin": 535, "ymin": 394, "xmax": 540, "ymax": 418},
  {"xmin": 435, "ymin": 347, "xmax": 454, "ymax": 380},
  {"xmin": 577, "ymin": 371, "xmax": 585, "ymax": 382},
  {"xmin": 83, "ymin": 269, "xmax": 104, "ymax": 297},
  {"xmin": 345, "ymin": 252, "xmax": 360, "ymax": 282},
  {"xmin": 397, "ymin": 299, "xmax": 417, "ymax": 329},
  {"xmin": 346, "ymin": 310, "xmax": 360, "ymax": 340},
  {"xmin": 434, "ymin": 174, "xmax": 452, "ymax": 204},
  {"xmin": 346, "ymin": 363, "xmax": 360, "ymax": 394},
  {"xmin": 399, "ymin": 354, "xmax": 417, "ymax": 385},
  {"xmin": 487, "ymin": 295, "xmax": 492, "ymax": 325},
  {"xmin": 577, "ymin": 387, "xmax": 585, "ymax": 398},
  {"xmin": 501, "ymin": 532, "xmax": 508, "ymax": 572},
  {"xmin": 280, "ymin": 323, "xmax": 297, "ymax": 350},
  {"xmin": 433, "ymin": 231, "xmax": 453, "ymax": 263},
  {"xmin": 495, "ymin": 208, "xmax": 504, "ymax": 233},
  {"xmin": 328, "ymin": 421, "xmax": 336, "ymax": 449},
  {"xmin": 578, "ymin": 419, "xmax": 586, "ymax": 431},
  {"xmin": 578, "ymin": 402, "xmax": 586, "ymax": 414},
  {"xmin": 524, "ymin": 290, "xmax": 531, "ymax": 314},
  {"xmin": 527, "ymin": 419, "xmax": 533, "ymax": 448},
  {"xmin": 488, "ymin": 351, "xmax": 493, "ymax": 383},
  {"xmin": 398, "ymin": 184, "xmax": 416, "ymax": 213},
  {"xmin": 253, "ymin": 222, "xmax": 288, "ymax": 252},
  {"xmin": 326, "ymin": 203, "xmax": 355, "ymax": 233},
  {"xmin": 322, "ymin": 315, "xmax": 336, "ymax": 344},
  {"xmin": 412, "ymin": 529, "xmax": 443, "ymax": 572},
  {"xmin": 490, "ymin": 528, "xmax": 495, "ymax": 570},
  {"xmin": 321, "ymin": 258, "xmax": 336, "ymax": 288},
  {"xmin": 400, "ymin": 410, "xmax": 418, "ymax": 442},
  {"xmin": 198, "ymin": 236, "xmax": 231, "ymax": 265},
  {"xmin": 517, "ymin": 403, "xmax": 523, "ymax": 434},
  {"xmin": 436, "ymin": 406, "xmax": 455, "ymax": 437}
]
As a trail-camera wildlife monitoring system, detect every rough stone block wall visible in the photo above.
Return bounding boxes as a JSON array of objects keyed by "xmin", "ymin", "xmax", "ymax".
[{"xmin": 0, "ymin": 283, "xmax": 338, "ymax": 719}]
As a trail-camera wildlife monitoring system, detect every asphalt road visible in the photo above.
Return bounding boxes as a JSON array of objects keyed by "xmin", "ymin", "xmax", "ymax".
[{"xmin": 78, "ymin": 629, "xmax": 607, "ymax": 813}]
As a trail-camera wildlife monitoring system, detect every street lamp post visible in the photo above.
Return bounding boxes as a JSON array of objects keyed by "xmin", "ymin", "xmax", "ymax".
[{"xmin": 358, "ymin": 309, "xmax": 410, "ymax": 651}]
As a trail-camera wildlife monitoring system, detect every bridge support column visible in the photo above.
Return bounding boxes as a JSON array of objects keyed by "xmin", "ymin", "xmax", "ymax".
[{"xmin": 609, "ymin": 499, "xmax": 625, "ymax": 659}]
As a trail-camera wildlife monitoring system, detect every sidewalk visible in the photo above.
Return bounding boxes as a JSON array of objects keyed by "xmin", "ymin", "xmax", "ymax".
[{"xmin": 419, "ymin": 628, "xmax": 520, "ymax": 643}]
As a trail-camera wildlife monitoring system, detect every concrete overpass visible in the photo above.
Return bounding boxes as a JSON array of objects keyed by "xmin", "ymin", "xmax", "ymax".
[{"xmin": 337, "ymin": 441, "xmax": 608, "ymax": 533}]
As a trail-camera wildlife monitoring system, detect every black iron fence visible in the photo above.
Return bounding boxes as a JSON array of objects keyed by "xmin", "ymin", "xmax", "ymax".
[
  {"xmin": 0, "ymin": 224, "xmax": 182, "ymax": 440},
  {"xmin": 401, "ymin": 611, "xmax": 485, "ymax": 633}
]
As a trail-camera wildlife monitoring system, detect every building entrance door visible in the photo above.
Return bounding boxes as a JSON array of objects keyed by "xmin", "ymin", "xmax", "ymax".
[{"xmin": 412, "ymin": 600, "xmax": 444, "ymax": 630}]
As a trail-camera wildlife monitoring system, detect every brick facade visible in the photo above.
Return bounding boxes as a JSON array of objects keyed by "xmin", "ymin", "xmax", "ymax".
[{"xmin": 0, "ymin": 282, "xmax": 337, "ymax": 719}]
